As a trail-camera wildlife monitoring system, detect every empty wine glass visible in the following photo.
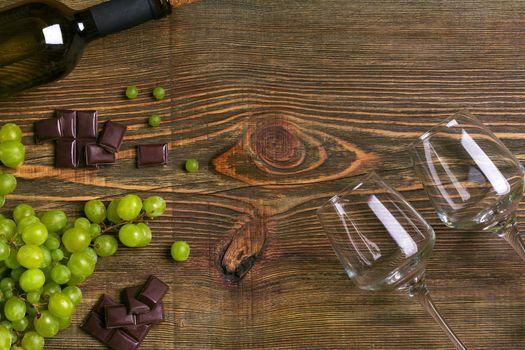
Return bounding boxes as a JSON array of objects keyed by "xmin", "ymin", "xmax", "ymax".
[
  {"xmin": 411, "ymin": 111, "xmax": 525, "ymax": 260},
  {"xmin": 318, "ymin": 172, "xmax": 467, "ymax": 349}
]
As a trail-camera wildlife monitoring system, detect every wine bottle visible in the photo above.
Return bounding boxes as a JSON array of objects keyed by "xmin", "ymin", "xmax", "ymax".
[{"xmin": 0, "ymin": 0, "xmax": 180, "ymax": 99}]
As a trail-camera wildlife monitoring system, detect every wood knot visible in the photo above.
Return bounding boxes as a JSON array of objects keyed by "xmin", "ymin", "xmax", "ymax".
[{"xmin": 251, "ymin": 123, "xmax": 305, "ymax": 170}]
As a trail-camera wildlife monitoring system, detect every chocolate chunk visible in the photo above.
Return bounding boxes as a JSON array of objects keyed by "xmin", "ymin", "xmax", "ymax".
[
  {"xmin": 34, "ymin": 118, "xmax": 62, "ymax": 143},
  {"xmin": 123, "ymin": 285, "xmax": 150, "ymax": 315},
  {"xmin": 94, "ymin": 294, "xmax": 119, "ymax": 316},
  {"xmin": 136, "ymin": 302, "xmax": 164, "ymax": 325},
  {"xmin": 98, "ymin": 121, "xmax": 127, "ymax": 153},
  {"xmin": 56, "ymin": 110, "xmax": 76, "ymax": 138},
  {"xmin": 121, "ymin": 324, "xmax": 152, "ymax": 342},
  {"xmin": 107, "ymin": 330, "xmax": 140, "ymax": 350},
  {"xmin": 76, "ymin": 110, "xmax": 98, "ymax": 139},
  {"xmin": 85, "ymin": 144, "xmax": 116, "ymax": 166},
  {"xmin": 137, "ymin": 275, "xmax": 169, "ymax": 308},
  {"xmin": 137, "ymin": 143, "xmax": 168, "ymax": 168},
  {"xmin": 104, "ymin": 304, "xmax": 136, "ymax": 328},
  {"xmin": 55, "ymin": 140, "xmax": 77, "ymax": 168},
  {"xmin": 77, "ymin": 142, "xmax": 98, "ymax": 168},
  {"xmin": 81, "ymin": 312, "xmax": 115, "ymax": 344}
]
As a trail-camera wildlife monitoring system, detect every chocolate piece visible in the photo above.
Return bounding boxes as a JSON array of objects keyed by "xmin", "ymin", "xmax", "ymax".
[
  {"xmin": 99, "ymin": 121, "xmax": 127, "ymax": 153},
  {"xmin": 137, "ymin": 143, "xmax": 168, "ymax": 168},
  {"xmin": 122, "ymin": 323, "xmax": 152, "ymax": 342},
  {"xmin": 123, "ymin": 285, "xmax": 150, "ymax": 315},
  {"xmin": 137, "ymin": 275, "xmax": 169, "ymax": 308},
  {"xmin": 76, "ymin": 110, "xmax": 98, "ymax": 139},
  {"xmin": 77, "ymin": 142, "xmax": 98, "ymax": 168},
  {"xmin": 105, "ymin": 304, "xmax": 136, "ymax": 328},
  {"xmin": 34, "ymin": 118, "xmax": 62, "ymax": 143},
  {"xmin": 55, "ymin": 140, "xmax": 77, "ymax": 168},
  {"xmin": 136, "ymin": 302, "xmax": 164, "ymax": 325},
  {"xmin": 81, "ymin": 312, "xmax": 115, "ymax": 344},
  {"xmin": 85, "ymin": 144, "xmax": 116, "ymax": 166},
  {"xmin": 94, "ymin": 294, "xmax": 119, "ymax": 316},
  {"xmin": 107, "ymin": 330, "xmax": 140, "ymax": 350},
  {"xmin": 56, "ymin": 110, "xmax": 76, "ymax": 138}
]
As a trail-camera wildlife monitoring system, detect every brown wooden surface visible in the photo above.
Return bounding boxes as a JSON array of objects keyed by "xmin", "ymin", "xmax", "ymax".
[{"xmin": 1, "ymin": 0, "xmax": 525, "ymax": 349}]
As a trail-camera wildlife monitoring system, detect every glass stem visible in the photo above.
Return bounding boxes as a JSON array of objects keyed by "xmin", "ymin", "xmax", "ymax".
[
  {"xmin": 496, "ymin": 216, "xmax": 525, "ymax": 262},
  {"xmin": 399, "ymin": 274, "xmax": 467, "ymax": 350}
]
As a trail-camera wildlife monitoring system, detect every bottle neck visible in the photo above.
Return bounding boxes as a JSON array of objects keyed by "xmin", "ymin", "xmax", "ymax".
[{"xmin": 75, "ymin": 0, "xmax": 172, "ymax": 42}]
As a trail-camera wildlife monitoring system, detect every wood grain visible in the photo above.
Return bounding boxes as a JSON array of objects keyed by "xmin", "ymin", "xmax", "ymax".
[{"xmin": 1, "ymin": 0, "xmax": 525, "ymax": 349}]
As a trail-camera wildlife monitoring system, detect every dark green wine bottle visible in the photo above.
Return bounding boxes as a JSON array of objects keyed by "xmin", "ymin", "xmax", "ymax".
[{"xmin": 0, "ymin": 0, "xmax": 172, "ymax": 99}]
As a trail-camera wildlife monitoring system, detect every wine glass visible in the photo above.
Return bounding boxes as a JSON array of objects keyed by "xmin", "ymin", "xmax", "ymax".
[
  {"xmin": 317, "ymin": 172, "xmax": 467, "ymax": 349},
  {"xmin": 411, "ymin": 111, "xmax": 525, "ymax": 260}
]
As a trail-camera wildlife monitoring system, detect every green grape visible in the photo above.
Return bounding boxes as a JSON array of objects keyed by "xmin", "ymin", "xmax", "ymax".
[
  {"xmin": 41, "ymin": 283, "xmax": 61, "ymax": 301},
  {"xmin": 118, "ymin": 224, "xmax": 144, "ymax": 248},
  {"xmin": 73, "ymin": 218, "xmax": 90, "ymax": 231},
  {"xmin": 152, "ymin": 86, "xmax": 166, "ymax": 100},
  {"xmin": 137, "ymin": 223, "xmax": 152, "ymax": 247},
  {"xmin": 19, "ymin": 269, "xmax": 45, "ymax": 292},
  {"xmin": 50, "ymin": 265, "xmax": 71, "ymax": 285},
  {"xmin": 61, "ymin": 286, "xmax": 82, "ymax": 306},
  {"xmin": 12, "ymin": 204, "xmax": 34, "ymax": 223},
  {"xmin": 93, "ymin": 235, "xmax": 118, "ymax": 257},
  {"xmin": 11, "ymin": 317, "xmax": 28, "ymax": 332},
  {"xmin": 50, "ymin": 249, "xmax": 64, "ymax": 262},
  {"xmin": 67, "ymin": 252, "xmax": 95, "ymax": 277},
  {"xmin": 0, "ymin": 242, "xmax": 10, "ymax": 261},
  {"xmin": 0, "ymin": 197, "xmax": 4, "ymax": 209},
  {"xmin": 4, "ymin": 251, "xmax": 20, "ymax": 270},
  {"xmin": 116, "ymin": 195, "xmax": 142, "ymax": 221},
  {"xmin": 21, "ymin": 332, "xmax": 45, "ymax": 350},
  {"xmin": 0, "ymin": 124, "xmax": 22, "ymax": 143},
  {"xmin": 2, "ymin": 290, "xmax": 12, "ymax": 299},
  {"xmin": 106, "ymin": 199, "xmax": 122, "ymax": 224},
  {"xmin": 125, "ymin": 85, "xmax": 139, "ymax": 99},
  {"xmin": 48, "ymin": 293, "xmax": 74, "ymax": 318},
  {"xmin": 143, "ymin": 196, "xmax": 166, "ymax": 218},
  {"xmin": 0, "ymin": 174, "xmax": 16, "ymax": 196},
  {"xmin": 185, "ymin": 159, "xmax": 199, "ymax": 173},
  {"xmin": 56, "ymin": 315, "xmax": 71, "ymax": 330},
  {"xmin": 61, "ymin": 228, "xmax": 90, "ymax": 253},
  {"xmin": 40, "ymin": 210, "xmax": 67, "ymax": 233},
  {"xmin": 148, "ymin": 114, "xmax": 161, "ymax": 127},
  {"xmin": 0, "ymin": 278, "xmax": 14, "ymax": 293},
  {"xmin": 4, "ymin": 297, "xmax": 25, "ymax": 321},
  {"xmin": 44, "ymin": 233, "xmax": 60, "ymax": 250},
  {"xmin": 26, "ymin": 291, "xmax": 41, "ymax": 305},
  {"xmin": 0, "ymin": 323, "xmax": 10, "ymax": 332},
  {"xmin": 0, "ymin": 141, "xmax": 25, "ymax": 168},
  {"xmin": 0, "ymin": 219, "xmax": 16, "ymax": 240},
  {"xmin": 88, "ymin": 223, "xmax": 102, "ymax": 240},
  {"xmin": 11, "ymin": 345, "xmax": 24, "ymax": 350},
  {"xmin": 39, "ymin": 246, "xmax": 51, "ymax": 269},
  {"xmin": 7, "ymin": 331, "xmax": 15, "ymax": 347},
  {"xmin": 21, "ymin": 222, "xmax": 48, "ymax": 246},
  {"xmin": 0, "ymin": 326, "xmax": 9, "ymax": 350},
  {"xmin": 82, "ymin": 247, "xmax": 98, "ymax": 265},
  {"xmin": 16, "ymin": 245, "xmax": 43, "ymax": 269},
  {"xmin": 84, "ymin": 200, "xmax": 106, "ymax": 224},
  {"xmin": 66, "ymin": 274, "xmax": 85, "ymax": 286},
  {"xmin": 9, "ymin": 268, "xmax": 23, "ymax": 281},
  {"xmin": 171, "ymin": 241, "xmax": 190, "ymax": 262},
  {"xmin": 33, "ymin": 310, "xmax": 59, "ymax": 338},
  {"xmin": 16, "ymin": 216, "xmax": 39, "ymax": 234}
]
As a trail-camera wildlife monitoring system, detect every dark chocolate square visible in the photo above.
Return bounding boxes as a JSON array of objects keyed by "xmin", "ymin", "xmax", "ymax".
[
  {"xmin": 55, "ymin": 139, "xmax": 77, "ymax": 168},
  {"xmin": 56, "ymin": 110, "xmax": 77, "ymax": 138},
  {"xmin": 77, "ymin": 142, "xmax": 98, "ymax": 168},
  {"xmin": 107, "ymin": 330, "xmax": 140, "ymax": 350},
  {"xmin": 34, "ymin": 118, "xmax": 62, "ymax": 143},
  {"xmin": 81, "ymin": 312, "xmax": 115, "ymax": 344},
  {"xmin": 94, "ymin": 294, "xmax": 119, "ymax": 316},
  {"xmin": 123, "ymin": 285, "xmax": 150, "ymax": 315},
  {"xmin": 137, "ymin": 143, "xmax": 168, "ymax": 168},
  {"xmin": 136, "ymin": 302, "xmax": 164, "ymax": 325},
  {"xmin": 76, "ymin": 110, "xmax": 98, "ymax": 139},
  {"xmin": 98, "ymin": 121, "xmax": 127, "ymax": 153},
  {"xmin": 86, "ymin": 144, "xmax": 116, "ymax": 166},
  {"xmin": 137, "ymin": 275, "xmax": 169, "ymax": 308},
  {"xmin": 105, "ymin": 304, "xmax": 136, "ymax": 328},
  {"xmin": 121, "ymin": 323, "xmax": 151, "ymax": 342}
]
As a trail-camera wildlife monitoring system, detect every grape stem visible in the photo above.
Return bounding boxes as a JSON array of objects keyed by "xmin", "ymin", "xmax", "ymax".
[{"xmin": 101, "ymin": 213, "xmax": 149, "ymax": 235}]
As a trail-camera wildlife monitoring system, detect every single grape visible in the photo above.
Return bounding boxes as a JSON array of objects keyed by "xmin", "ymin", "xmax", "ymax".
[
  {"xmin": 9, "ymin": 268, "xmax": 23, "ymax": 281},
  {"xmin": 4, "ymin": 297, "xmax": 25, "ymax": 321},
  {"xmin": 185, "ymin": 159, "xmax": 199, "ymax": 173},
  {"xmin": 44, "ymin": 233, "xmax": 60, "ymax": 250},
  {"xmin": 41, "ymin": 283, "xmax": 61, "ymax": 301},
  {"xmin": 82, "ymin": 247, "xmax": 98, "ymax": 265},
  {"xmin": 50, "ymin": 264, "xmax": 71, "ymax": 285},
  {"xmin": 40, "ymin": 210, "xmax": 67, "ymax": 232},
  {"xmin": 21, "ymin": 222, "xmax": 48, "ymax": 246},
  {"xmin": 0, "ymin": 219, "xmax": 16, "ymax": 240},
  {"xmin": 0, "ymin": 141, "xmax": 25, "ymax": 169},
  {"xmin": 16, "ymin": 245, "xmax": 43, "ymax": 269},
  {"xmin": 93, "ymin": 235, "xmax": 118, "ymax": 257},
  {"xmin": 16, "ymin": 215, "xmax": 39, "ymax": 234},
  {"xmin": 117, "ymin": 195, "xmax": 142, "ymax": 221},
  {"xmin": 2, "ymin": 290, "xmax": 12, "ymax": 299},
  {"xmin": 66, "ymin": 274, "xmax": 85, "ymax": 286},
  {"xmin": 12, "ymin": 204, "xmax": 34, "ymax": 223},
  {"xmin": 148, "ymin": 115, "xmax": 161, "ymax": 127},
  {"xmin": 56, "ymin": 315, "xmax": 71, "ymax": 330},
  {"xmin": 143, "ymin": 196, "xmax": 166, "ymax": 218},
  {"xmin": 0, "ymin": 326, "xmax": 10, "ymax": 350},
  {"xmin": 19, "ymin": 269, "xmax": 45, "ymax": 292},
  {"xmin": 50, "ymin": 249, "xmax": 64, "ymax": 262},
  {"xmin": 0, "ymin": 174, "xmax": 16, "ymax": 196},
  {"xmin": 137, "ymin": 223, "xmax": 152, "ymax": 247},
  {"xmin": 171, "ymin": 241, "xmax": 190, "ymax": 262},
  {"xmin": 67, "ymin": 252, "xmax": 95, "ymax": 277},
  {"xmin": 48, "ymin": 293, "xmax": 74, "ymax": 318},
  {"xmin": 84, "ymin": 200, "xmax": 106, "ymax": 224},
  {"xmin": 40, "ymin": 246, "xmax": 51, "ymax": 269},
  {"xmin": 62, "ymin": 286, "xmax": 82, "ymax": 305},
  {"xmin": 125, "ymin": 86, "xmax": 139, "ymax": 99},
  {"xmin": 0, "ymin": 124, "xmax": 22, "ymax": 142},
  {"xmin": 73, "ymin": 218, "xmax": 90, "ymax": 231},
  {"xmin": 4, "ymin": 251, "xmax": 20, "ymax": 270},
  {"xmin": 152, "ymin": 86, "xmax": 166, "ymax": 100},
  {"xmin": 26, "ymin": 291, "xmax": 41, "ymax": 305},
  {"xmin": 0, "ymin": 278, "xmax": 14, "ymax": 293},
  {"xmin": 21, "ymin": 332, "xmax": 45, "ymax": 350},
  {"xmin": 61, "ymin": 228, "xmax": 90, "ymax": 253},
  {"xmin": 88, "ymin": 223, "xmax": 102, "ymax": 240},
  {"xmin": 33, "ymin": 310, "xmax": 59, "ymax": 338},
  {"xmin": 118, "ymin": 224, "xmax": 144, "ymax": 248},
  {"xmin": 106, "ymin": 199, "xmax": 122, "ymax": 224},
  {"xmin": 11, "ymin": 317, "xmax": 28, "ymax": 332},
  {"xmin": 0, "ymin": 242, "xmax": 10, "ymax": 261},
  {"xmin": 0, "ymin": 322, "xmax": 11, "ymax": 332}
]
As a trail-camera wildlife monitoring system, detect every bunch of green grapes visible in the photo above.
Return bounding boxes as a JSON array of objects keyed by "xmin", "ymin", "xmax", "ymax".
[{"xmin": 0, "ymin": 194, "xmax": 166, "ymax": 350}]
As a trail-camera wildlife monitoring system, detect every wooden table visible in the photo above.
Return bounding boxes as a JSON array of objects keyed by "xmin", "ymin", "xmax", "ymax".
[{"xmin": 1, "ymin": 0, "xmax": 525, "ymax": 349}]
